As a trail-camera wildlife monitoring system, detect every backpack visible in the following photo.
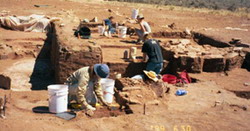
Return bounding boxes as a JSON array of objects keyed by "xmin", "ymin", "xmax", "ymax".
[
  {"xmin": 162, "ymin": 74, "xmax": 178, "ymax": 84},
  {"xmin": 179, "ymin": 70, "xmax": 191, "ymax": 84},
  {"xmin": 162, "ymin": 70, "xmax": 191, "ymax": 84}
]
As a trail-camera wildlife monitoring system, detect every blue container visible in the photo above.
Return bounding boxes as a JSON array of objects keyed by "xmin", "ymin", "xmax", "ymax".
[{"xmin": 176, "ymin": 89, "xmax": 187, "ymax": 96}]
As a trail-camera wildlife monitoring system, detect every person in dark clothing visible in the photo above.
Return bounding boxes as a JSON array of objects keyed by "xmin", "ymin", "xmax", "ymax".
[
  {"xmin": 103, "ymin": 16, "xmax": 116, "ymax": 36},
  {"xmin": 142, "ymin": 34, "xmax": 163, "ymax": 74}
]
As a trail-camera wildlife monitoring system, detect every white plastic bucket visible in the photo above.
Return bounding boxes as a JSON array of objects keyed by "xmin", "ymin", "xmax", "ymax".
[
  {"xmin": 98, "ymin": 26, "xmax": 105, "ymax": 35},
  {"xmin": 48, "ymin": 84, "xmax": 68, "ymax": 113},
  {"xmin": 100, "ymin": 79, "xmax": 115, "ymax": 104},
  {"xmin": 131, "ymin": 9, "xmax": 139, "ymax": 19},
  {"xmin": 130, "ymin": 47, "xmax": 137, "ymax": 59},
  {"xmin": 118, "ymin": 26, "xmax": 127, "ymax": 38}
]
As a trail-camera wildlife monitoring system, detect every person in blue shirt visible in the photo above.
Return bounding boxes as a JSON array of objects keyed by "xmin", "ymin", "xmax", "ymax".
[{"xmin": 103, "ymin": 16, "xmax": 116, "ymax": 36}]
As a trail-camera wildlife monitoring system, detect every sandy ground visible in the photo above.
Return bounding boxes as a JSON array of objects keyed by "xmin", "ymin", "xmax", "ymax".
[{"xmin": 0, "ymin": 0, "xmax": 250, "ymax": 130}]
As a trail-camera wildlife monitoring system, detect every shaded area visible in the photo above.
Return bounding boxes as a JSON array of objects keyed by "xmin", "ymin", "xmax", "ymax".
[
  {"xmin": 161, "ymin": 58, "xmax": 178, "ymax": 75},
  {"xmin": 193, "ymin": 32, "xmax": 231, "ymax": 48},
  {"xmin": 232, "ymin": 91, "xmax": 250, "ymax": 99},
  {"xmin": 242, "ymin": 52, "xmax": 250, "ymax": 71},
  {"xmin": 124, "ymin": 62, "xmax": 147, "ymax": 77},
  {"xmin": 231, "ymin": 91, "xmax": 250, "ymax": 100},
  {"xmin": 120, "ymin": 40, "xmax": 137, "ymax": 44},
  {"xmin": 32, "ymin": 106, "xmax": 51, "ymax": 114},
  {"xmin": 29, "ymin": 32, "xmax": 55, "ymax": 90}
]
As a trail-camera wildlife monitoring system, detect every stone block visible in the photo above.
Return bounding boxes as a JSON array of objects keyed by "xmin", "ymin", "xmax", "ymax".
[
  {"xmin": 225, "ymin": 53, "xmax": 244, "ymax": 71},
  {"xmin": 0, "ymin": 74, "xmax": 11, "ymax": 89},
  {"xmin": 177, "ymin": 56, "xmax": 203, "ymax": 73},
  {"xmin": 203, "ymin": 57, "xmax": 226, "ymax": 72}
]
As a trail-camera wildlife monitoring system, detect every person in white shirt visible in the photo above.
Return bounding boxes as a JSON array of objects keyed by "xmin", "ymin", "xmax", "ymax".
[{"xmin": 135, "ymin": 14, "xmax": 152, "ymax": 44}]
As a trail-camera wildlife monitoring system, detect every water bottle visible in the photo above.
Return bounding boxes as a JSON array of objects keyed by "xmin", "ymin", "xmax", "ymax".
[{"xmin": 176, "ymin": 89, "xmax": 187, "ymax": 96}]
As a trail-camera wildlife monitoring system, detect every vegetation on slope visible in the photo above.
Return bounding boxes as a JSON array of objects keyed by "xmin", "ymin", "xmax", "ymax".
[{"xmin": 108, "ymin": 0, "xmax": 250, "ymax": 12}]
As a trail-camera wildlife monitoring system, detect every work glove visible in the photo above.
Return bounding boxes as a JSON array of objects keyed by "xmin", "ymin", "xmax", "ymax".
[
  {"xmin": 86, "ymin": 104, "xmax": 96, "ymax": 111},
  {"xmin": 71, "ymin": 103, "xmax": 82, "ymax": 109},
  {"xmin": 99, "ymin": 97, "xmax": 109, "ymax": 107}
]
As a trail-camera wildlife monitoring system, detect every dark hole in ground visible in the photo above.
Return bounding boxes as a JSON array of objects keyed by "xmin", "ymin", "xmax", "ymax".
[{"xmin": 231, "ymin": 91, "xmax": 250, "ymax": 99}]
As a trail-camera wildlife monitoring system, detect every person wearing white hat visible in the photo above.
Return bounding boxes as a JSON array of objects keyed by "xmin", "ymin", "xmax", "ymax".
[
  {"xmin": 135, "ymin": 14, "xmax": 152, "ymax": 44},
  {"xmin": 65, "ymin": 64, "xmax": 110, "ymax": 111}
]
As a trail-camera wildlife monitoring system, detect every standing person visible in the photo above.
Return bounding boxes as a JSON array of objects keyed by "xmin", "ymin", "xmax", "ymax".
[
  {"xmin": 65, "ymin": 64, "xmax": 110, "ymax": 111},
  {"xmin": 135, "ymin": 14, "xmax": 151, "ymax": 44},
  {"xmin": 103, "ymin": 16, "xmax": 116, "ymax": 37},
  {"xmin": 142, "ymin": 34, "xmax": 163, "ymax": 74}
]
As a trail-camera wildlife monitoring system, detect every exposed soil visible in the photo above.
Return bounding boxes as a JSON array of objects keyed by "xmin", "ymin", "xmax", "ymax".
[{"xmin": 0, "ymin": 0, "xmax": 250, "ymax": 131}]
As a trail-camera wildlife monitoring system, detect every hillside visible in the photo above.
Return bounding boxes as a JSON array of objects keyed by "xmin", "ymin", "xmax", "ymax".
[{"xmin": 109, "ymin": 0, "xmax": 250, "ymax": 11}]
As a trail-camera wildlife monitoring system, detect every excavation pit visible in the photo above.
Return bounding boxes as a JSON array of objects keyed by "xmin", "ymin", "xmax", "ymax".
[
  {"xmin": 1, "ymin": 21, "xmax": 249, "ymax": 91},
  {"xmin": 44, "ymin": 22, "xmax": 249, "ymax": 118}
]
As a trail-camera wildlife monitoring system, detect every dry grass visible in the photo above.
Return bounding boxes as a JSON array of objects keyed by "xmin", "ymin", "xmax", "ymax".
[
  {"xmin": 62, "ymin": 0, "xmax": 250, "ymax": 18},
  {"xmin": 102, "ymin": 1, "xmax": 250, "ymax": 18}
]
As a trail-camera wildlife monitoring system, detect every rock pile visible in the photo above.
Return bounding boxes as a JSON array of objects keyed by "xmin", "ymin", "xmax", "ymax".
[
  {"xmin": 114, "ymin": 78, "xmax": 168, "ymax": 110},
  {"xmin": 161, "ymin": 39, "xmax": 247, "ymax": 73}
]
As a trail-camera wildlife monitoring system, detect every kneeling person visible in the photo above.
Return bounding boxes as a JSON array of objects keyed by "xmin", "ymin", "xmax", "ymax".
[
  {"xmin": 142, "ymin": 34, "xmax": 163, "ymax": 74},
  {"xmin": 65, "ymin": 64, "xmax": 110, "ymax": 111}
]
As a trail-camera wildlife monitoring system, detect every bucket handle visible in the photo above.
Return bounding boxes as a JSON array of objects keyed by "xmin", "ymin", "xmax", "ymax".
[
  {"xmin": 56, "ymin": 92, "xmax": 68, "ymax": 96},
  {"xmin": 50, "ymin": 91, "xmax": 68, "ymax": 97}
]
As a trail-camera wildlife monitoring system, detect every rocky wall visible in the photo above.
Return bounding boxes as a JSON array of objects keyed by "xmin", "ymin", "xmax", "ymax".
[
  {"xmin": 50, "ymin": 22, "xmax": 102, "ymax": 83},
  {"xmin": 160, "ymin": 40, "xmax": 245, "ymax": 73}
]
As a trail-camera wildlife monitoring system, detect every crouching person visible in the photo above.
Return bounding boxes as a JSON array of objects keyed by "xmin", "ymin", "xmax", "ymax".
[
  {"xmin": 135, "ymin": 14, "xmax": 151, "ymax": 44},
  {"xmin": 103, "ymin": 16, "xmax": 116, "ymax": 37},
  {"xmin": 65, "ymin": 64, "xmax": 110, "ymax": 111},
  {"xmin": 142, "ymin": 34, "xmax": 163, "ymax": 74}
]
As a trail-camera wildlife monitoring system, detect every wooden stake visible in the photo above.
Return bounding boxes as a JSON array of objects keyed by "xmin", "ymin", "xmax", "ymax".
[
  {"xmin": 143, "ymin": 103, "xmax": 146, "ymax": 115},
  {"xmin": 3, "ymin": 95, "xmax": 6, "ymax": 117}
]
